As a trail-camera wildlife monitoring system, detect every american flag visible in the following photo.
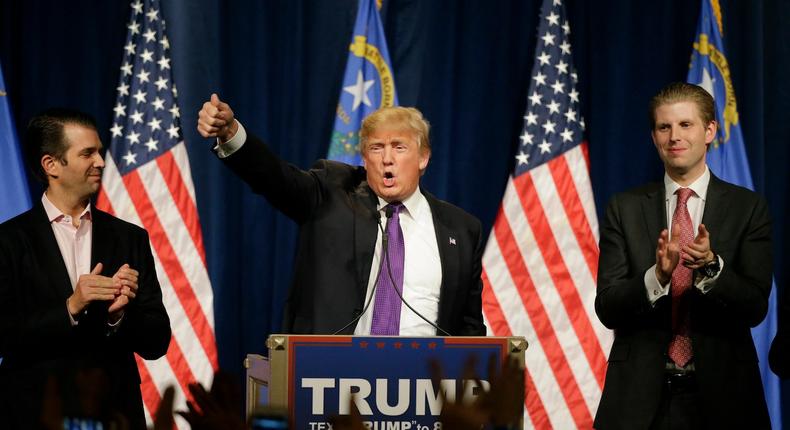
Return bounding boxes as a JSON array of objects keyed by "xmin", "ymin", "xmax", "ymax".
[
  {"xmin": 481, "ymin": 0, "xmax": 612, "ymax": 427},
  {"xmin": 96, "ymin": 0, "xmax": 218, "ymax": 426}
]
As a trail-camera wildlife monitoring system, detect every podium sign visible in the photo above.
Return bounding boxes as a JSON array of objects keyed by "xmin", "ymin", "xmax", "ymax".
[{"xmin": 247, "ymin": 335, "xmax": 526, "ymax": 429}]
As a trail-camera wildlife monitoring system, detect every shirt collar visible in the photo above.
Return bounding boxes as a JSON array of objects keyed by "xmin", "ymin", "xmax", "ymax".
[
  {"xmin": 664, "ymin": 166, "xmax": 710, "ymax": 202},
  {"xmin": 376, "ymin": 187, "xmax": 427, "ymax": 220},
  {"xmin": 41, "ymin": 192, "xmax": 93, "ymax": 223}
]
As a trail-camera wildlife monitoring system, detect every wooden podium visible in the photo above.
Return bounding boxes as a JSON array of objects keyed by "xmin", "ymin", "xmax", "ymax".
[{"xmin": 245, "ymin": 335, "xmax": 527, "ymax": 428}]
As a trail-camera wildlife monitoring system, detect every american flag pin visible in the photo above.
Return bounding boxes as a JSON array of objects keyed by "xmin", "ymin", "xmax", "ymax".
[{"xmin": 449, "ymin": 237, "xmax": 456, "ymax": 245}]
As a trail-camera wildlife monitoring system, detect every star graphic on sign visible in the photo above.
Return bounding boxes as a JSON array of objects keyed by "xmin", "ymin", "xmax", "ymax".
[
  {"xmin": 547, "ymin": 100, "xmax": 561, "ymax": 114},
  {"xmin": 127, "ymin": 131, "xmax": 141, "ymax": 145},
  {"xmin": 520, "ymin": 130, "xmax": 534, "ymax": 145},
  {"xmin": 343, "ymin": 71, "xmax": 374, "ymax": 111},
  {"xmin": 524, "ymin": 111, "xmax": 538, "ymax": 125},
  {"xmin": 110, "ymin": 123, "xmax": 123, "ymax": 138},
  {"xmin": 516, "ymin": 151, "xmax": 529, "ymax": 165},
  {"xmin": 539, "ymin": 140, "xmax": 552, "ymax": 154},
  {"xmin": 144, "ymin": 137, "xmax": 159, "ymax": 152},
  {"xmin": 122, "ymin": 150, "xmax": 137, "ymax": 166},
  {"xmin": 561, "ymin": 128, "xmax": 574, "ymax": 142}
]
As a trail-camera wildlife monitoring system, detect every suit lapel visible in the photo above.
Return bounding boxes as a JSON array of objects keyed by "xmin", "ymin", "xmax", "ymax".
[
  {"xmin": 425, "ymin": 192, "xmax": 458, "ymax": 328},
  {"xmin": 29, "ymin": 203, "xmax": 74, "ymax": 300},
  {"xmin": 641, "ymin": 182, "xmax": 666, "ymax": 252},
  {"xmin": 700, "ymin": 174, "xmax": 729, "ymax": 251},
  {"xmin": 91, "ymin": 208, "xmax": 115, "ymax": 276},
  {"xmin": 352, "ymin": 182, "xmax": 380, "ymax": 300}
]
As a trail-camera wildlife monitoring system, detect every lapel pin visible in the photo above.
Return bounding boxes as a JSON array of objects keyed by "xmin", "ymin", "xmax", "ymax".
[{"xmin": 449, "ymin": 237, "xmax": 457, "ymax": 245}]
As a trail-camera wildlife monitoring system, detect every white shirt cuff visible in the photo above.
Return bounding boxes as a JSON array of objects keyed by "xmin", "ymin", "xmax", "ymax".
[
  {"xmin": 66, "ymin": 301, "xmax": 79, "ymax": 326},
  {"xmin": 213, "ymin": 120, "xmax": 247, "ymax": 158},
  {"xmin": 645, "ymin": 264, "xmax": 670, "ymax": 305}
]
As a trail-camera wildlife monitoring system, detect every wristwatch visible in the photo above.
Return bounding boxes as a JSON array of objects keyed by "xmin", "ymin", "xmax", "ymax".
[{"xmin": 699, "ymin": 254, "xmax": 721, "ymax": 278}]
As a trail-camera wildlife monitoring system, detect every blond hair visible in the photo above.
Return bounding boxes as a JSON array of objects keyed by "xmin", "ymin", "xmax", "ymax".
[
  {"xmin": 359, "ymin": 106, "xmax": 431, "ymax": 154},
  {"xmin": 649, "ymin": 82, "xmax": 716, "ymax": 130}
]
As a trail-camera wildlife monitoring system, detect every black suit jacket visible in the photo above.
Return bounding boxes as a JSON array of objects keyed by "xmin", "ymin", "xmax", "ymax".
[
  {"xmin": 0, "ymin": 203, "xmax": 171, "ymax": 429},
  {"xmin": 594, "ymin": 174, "xmax": 772, "ymax": 430},
  {"xmin": 769, "ymin": 287, "xmax": 790, "ymax": 378},
  {"xmin": 222, "ymin": 134, "xmax": 485, "ymax": 336}
]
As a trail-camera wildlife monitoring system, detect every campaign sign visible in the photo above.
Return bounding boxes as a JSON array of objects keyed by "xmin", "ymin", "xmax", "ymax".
[{"xmin": 286, "ymin": 336, "xmax": 515, "ymax": 429}]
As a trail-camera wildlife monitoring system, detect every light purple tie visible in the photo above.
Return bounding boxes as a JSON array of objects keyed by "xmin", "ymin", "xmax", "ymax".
[{"xmin": 370, "ymin": 203, "xmax": 405, "ymax": 335}]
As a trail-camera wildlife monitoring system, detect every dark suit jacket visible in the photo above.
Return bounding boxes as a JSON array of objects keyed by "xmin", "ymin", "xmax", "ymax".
[
  {"xmin": 222, "ymin": 134, "xmax": 485, "ymax": 336},
  {"xmin": 594, "ymin": 174, "xmax": 772, "ymax": 430},
  {"xmin": 769, "ymin": 288, "xmax": 790, "ymax": 378},
  {"xmin": 0, "ymin": 203, "xmax": 171, "ymax": 429}
]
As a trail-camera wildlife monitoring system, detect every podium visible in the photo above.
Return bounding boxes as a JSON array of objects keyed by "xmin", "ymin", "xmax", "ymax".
[{"xmin": 245, "ymin": 335, "xmax": 527, "ymax": 428}]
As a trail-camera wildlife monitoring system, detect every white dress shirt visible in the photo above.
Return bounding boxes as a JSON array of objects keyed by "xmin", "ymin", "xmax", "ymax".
[{"xmin": 354, "ymin": 189, "xmax": 443, "ymax": 336}]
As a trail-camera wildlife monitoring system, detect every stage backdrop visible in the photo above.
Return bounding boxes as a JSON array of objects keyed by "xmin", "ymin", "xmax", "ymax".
[{"xmin": 2, "ymin": 0, "xmax": 789, "ymax": 426}]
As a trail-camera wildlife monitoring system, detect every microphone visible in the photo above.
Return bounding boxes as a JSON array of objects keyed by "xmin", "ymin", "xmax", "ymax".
[{"xmin": 331, "ymin": 210, "xmax": 390, "ymax": 335}]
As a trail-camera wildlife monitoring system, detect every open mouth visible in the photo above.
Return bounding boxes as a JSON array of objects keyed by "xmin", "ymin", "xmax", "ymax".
[{"xmin": 383, "ymin": 172, "xmax": 395, "ymax": 187}]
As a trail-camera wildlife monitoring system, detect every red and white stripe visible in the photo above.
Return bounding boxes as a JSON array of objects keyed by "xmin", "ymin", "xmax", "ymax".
[
  {"xmin": 98, "ymin": 142, "xmax": 218, "ymax": 428},
  {"xmin": 482, "ymin": 144, "xmax": 612, "ymax": 429}
]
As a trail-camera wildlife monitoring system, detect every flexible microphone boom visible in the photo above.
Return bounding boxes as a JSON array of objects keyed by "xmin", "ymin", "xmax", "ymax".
[{"xmin": 331, "ymin": 210, "xmax": 389, "ymax": 335}]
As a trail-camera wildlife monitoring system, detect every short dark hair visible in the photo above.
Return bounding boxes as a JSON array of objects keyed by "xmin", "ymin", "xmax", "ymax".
[
  {"xmin": 24, "ymin": 108, "xmax": 98, "ymax": 182},
  {"xmin": 648, "ymin": 82, "xmax": 716, "ymax": 130}
]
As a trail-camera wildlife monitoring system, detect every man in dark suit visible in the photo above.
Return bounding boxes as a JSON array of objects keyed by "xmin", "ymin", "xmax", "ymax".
[
  {"xmin": 0, "ymin": 109, "xmax": 171, "ymax": 429},
  {"xmin": 594, "ymin": 83, "xmax": 772, "ymax": 429},
  {"xmin": 197, "ymin": 94, "xmax": 484, "ymax": 336}
]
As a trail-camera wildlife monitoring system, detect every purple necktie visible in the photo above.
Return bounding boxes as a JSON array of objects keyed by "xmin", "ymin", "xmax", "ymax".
[{"xmin": 370, "ymin": 203, "xmax": 405, "ymax": 335}]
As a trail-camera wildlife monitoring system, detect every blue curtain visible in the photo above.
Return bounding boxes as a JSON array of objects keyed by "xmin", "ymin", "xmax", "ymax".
[{"xmin": 2, "ymin": 0, "xmax": 789, "ymax": 424}]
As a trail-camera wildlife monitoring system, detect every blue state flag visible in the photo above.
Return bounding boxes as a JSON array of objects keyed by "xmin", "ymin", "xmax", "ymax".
[
  {"xmin": 0, "ymin": 61, "xmax": 31, "ymax": 223},
  {"xmin": 687, "ymin": 1, "xmax": 781, "ymax": 428},
  {"xmin": 327, "ymin": 0, "xmax": 398, "ymax": 165}
]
